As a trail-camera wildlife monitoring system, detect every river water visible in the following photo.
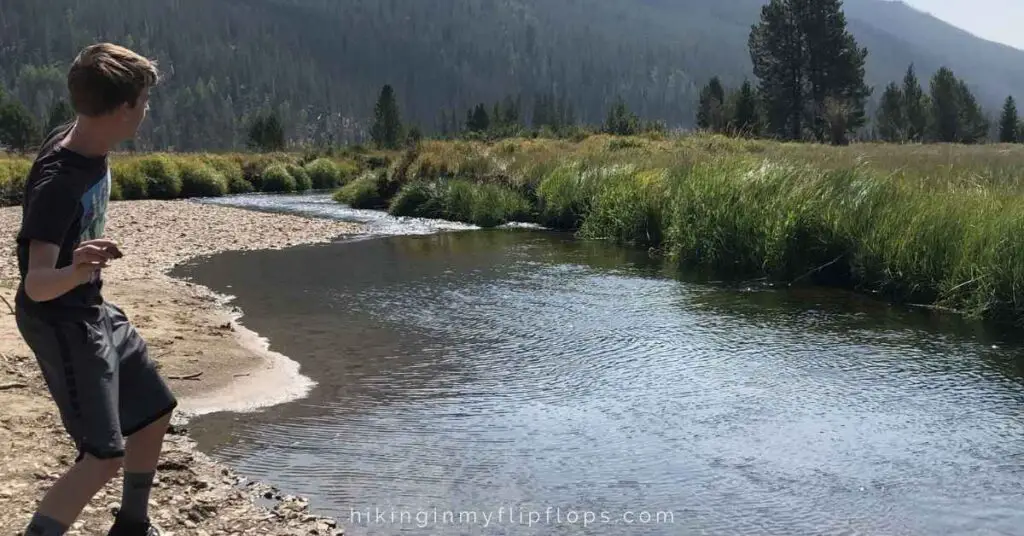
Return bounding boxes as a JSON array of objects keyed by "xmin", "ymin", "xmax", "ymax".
[{"xmin": 176, "ymin": 194, "xmax": 1024, "ymax": 536}]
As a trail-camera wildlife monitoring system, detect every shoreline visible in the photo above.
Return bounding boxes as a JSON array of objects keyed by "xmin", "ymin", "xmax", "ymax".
[
  {"xmin": 171, "ymin": 286, "xmax": 317, "ymax": 418},
  {"xmin": 0, "ymin": 199, "xmax": 362, "ymax": 535}
]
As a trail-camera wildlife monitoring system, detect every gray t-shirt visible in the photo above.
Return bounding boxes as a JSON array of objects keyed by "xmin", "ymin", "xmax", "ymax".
[{"xmin": 15, "ymin": 124, "xmax": 112, "ymax": 321}]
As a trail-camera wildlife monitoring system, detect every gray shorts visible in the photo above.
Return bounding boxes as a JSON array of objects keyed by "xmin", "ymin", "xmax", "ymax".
[{"xmin": 15, "ymin": 302, "xmax": 178, "ymax": 461}]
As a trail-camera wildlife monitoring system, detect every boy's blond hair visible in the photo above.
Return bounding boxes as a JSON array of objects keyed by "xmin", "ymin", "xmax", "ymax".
[{"xmin": 67, "ymin": 43, "xmax": 159, "ymax": 117}]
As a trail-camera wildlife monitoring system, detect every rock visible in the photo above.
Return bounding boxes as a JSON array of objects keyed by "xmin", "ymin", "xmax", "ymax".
[{"xmin": 184, "ymin": 519, "xmax": 197, "ymax": 529}]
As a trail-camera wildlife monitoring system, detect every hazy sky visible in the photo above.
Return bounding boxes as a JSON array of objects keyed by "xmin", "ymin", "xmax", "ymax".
[{"xmin": 902, "ymin": 0, "xmax": 1024, "ymax": 49}]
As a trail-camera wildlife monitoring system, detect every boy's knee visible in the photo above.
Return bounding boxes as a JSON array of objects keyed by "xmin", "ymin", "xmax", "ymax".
[
  {"xmin": 80, "ymin": 454, "xmax": 124, "ymax": 482},
  {"xmin": 128, "ymin": 410, "xmax": 174, "ymax": 441}
]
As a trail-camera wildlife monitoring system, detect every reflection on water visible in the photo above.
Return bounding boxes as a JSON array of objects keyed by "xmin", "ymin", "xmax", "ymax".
[{"xmin": 175, "ymin": 226, "xmax": 1024, "ymax": 536}]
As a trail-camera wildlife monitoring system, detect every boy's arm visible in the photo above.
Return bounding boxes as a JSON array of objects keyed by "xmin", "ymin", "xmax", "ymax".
[
  {"xmin": 20, "ymin": 174, "xmax": 118, "ymax": 303},
  {"xmin": 23, "ymin": 239, "xmax": 116, "ymax": 303}
]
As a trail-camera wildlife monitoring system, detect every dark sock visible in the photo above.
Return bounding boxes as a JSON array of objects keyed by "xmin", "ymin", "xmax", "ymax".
[
  {"xmin": 119, "ymin": 471, "xmax": 156, "ymax": 524},
  {"xmin": 24, "ymin": 513, "xmax": 68, "ymax": 536}
]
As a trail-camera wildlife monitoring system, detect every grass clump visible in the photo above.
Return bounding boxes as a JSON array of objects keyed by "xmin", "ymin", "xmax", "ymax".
[
  {"xmin": 261, "ymin": 164, "xmax": 297, "ymax": 193},
  {"xmin": 389, "ymin": 179, "xmax": 531, "ymax": 227},
  {"xmin": 304, "ymin": 158, "xmax": 356, "ymax": 189},
  {"xmin": 202, "ymin": 155, "xmax": 251, "ymax": 193},
  {"xmin": 177, "ymin": 160, "xmax": 228, "ymax": 198},
  {"xmin": 334, "ymin": 170, "xmax": 389, "ymax": 209},
  {"xmin": 138, "ymin": 155, "xmax": 182, "ymax": 199},
  {"xmin": 389, "ymin": 181, "xmax": 443, "ymax": 218},
  {"xmin": 442, "ymin": 179, "xmax": 531, "ymax": 227},
  {"xmin": 0, "ymin": 159, "xmax": 30, "ymax": 206},
  {"xmin": 287, "ymin": 164, "xmax": 312, "ymax": 191},
  {"xmin": 112, "ymin": 161, "xmax": 147, "ymax": 200},
  {"xmin": 535, "ymin": 161, "xmax": 600, "ymax": 230},
  {"xmin": 579, "ymin": 166, "xmax": 672, "ymax": 247}
]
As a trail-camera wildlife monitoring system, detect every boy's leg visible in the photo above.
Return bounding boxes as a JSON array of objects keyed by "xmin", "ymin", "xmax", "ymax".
[
  {"xmin": 15, "ymin": 310, "xmax": 131, "ymax": 535},
  {"xmin": 105, "ymin": 303, "xmax": 177, "ymax": 531},
  {"xmin": 26, "ymin": 455, "xmax": 124, "ymax": 534}
]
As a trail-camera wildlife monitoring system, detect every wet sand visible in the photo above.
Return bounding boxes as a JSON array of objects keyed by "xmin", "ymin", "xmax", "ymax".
[{"xmin": 0, "ymin": 199, "xmax": 361, "ymax": 535}]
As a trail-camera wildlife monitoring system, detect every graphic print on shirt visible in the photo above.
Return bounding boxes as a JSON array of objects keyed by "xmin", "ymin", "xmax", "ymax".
[{"xmin": 79, "ymin": 169, "xmax": 110, "ymax": 242}]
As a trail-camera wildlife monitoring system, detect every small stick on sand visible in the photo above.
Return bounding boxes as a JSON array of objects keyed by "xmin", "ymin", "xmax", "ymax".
[
  {"xmin": 0, "ymin": 382, "xmax": 28, "ymax": 391},
  {"xmin": 168, "ymin": 371, "xmax": 204, "ymax": 381},
  {"xmin": 0, "ymin": 295, "xmax": 14, "ymax": 315}
]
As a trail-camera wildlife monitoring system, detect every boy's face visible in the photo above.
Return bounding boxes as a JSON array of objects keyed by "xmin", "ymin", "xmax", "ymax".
[{"xmin": 116, "ymin": 87, "xmax": 150, "ymax": 140}]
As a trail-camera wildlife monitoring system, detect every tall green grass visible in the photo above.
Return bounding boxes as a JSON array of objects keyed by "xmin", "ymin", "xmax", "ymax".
[
  {"xmin": 333, "ymin": 134, "xmax": 1024, "ymax": 323},
  {"xmin": 389, "ymin": 179, "xmax": 532, "ymax": 227},
  {"xmin": 0, "ymin": 152, "xmax": 364, "ymax": 205}
]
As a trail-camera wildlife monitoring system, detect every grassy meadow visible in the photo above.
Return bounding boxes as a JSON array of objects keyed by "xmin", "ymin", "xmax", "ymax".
[{"xmin": 5, "ymin": 133, "xmax": 1024, "ymax": 323}]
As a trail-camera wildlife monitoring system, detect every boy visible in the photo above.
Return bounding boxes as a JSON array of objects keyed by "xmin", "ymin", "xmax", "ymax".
[{"xmin": 15, "ymin": 43, "xmax": 177, "ymax": 536}]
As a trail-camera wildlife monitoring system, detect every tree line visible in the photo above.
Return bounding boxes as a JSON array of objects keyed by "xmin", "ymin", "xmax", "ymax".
[
  {"xmin": 2, "ymin": 0, "xmax": 732, "ymax": 151},
  {"xmin": 362, "ymin": 84, "xmax": 662, "ymax": 150},
  {"xmin": 695, "ymin": 0, "xmax": 1020, "ymax": 146},
  {"xmin": 4, "ymin": 0, "xmax": 1024, "ymax": 152}
]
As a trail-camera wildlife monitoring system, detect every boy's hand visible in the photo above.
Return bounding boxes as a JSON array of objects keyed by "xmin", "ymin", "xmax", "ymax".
[
  {"xmin": 24, "ymin": 239, "xmax": 122, "ymax": 303},
  {"xmin": 72, "ymin": 239, "xmax": 121, "ymax": 281}
]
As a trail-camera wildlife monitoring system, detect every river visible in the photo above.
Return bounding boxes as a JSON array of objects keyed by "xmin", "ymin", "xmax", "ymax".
[{"xmin": 174, "ymin": 193, "xmax": 1024, "ymax": 535}]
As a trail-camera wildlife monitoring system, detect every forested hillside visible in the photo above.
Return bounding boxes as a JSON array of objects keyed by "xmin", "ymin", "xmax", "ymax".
[{"xmin": 2, "ymin": 0, "xmax": 1023, "ymax": 150}]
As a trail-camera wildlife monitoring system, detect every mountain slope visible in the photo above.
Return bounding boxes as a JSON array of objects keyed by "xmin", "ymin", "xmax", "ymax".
[{"xmin": 1, "ymin": 0, "xmax": 1021, "ymax": 150}]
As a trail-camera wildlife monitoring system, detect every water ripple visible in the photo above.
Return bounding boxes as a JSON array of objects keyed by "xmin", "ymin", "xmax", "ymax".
[{"xmin": 182, "ymin": 212, "xmax": 1024, "ymax": 536}]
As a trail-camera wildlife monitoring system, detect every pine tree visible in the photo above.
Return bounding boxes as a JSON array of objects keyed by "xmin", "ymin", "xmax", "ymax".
[
  {"xmin": 696, "ymin": 77, "xmax": 727, "ymax": 132},
  {"xmin": 875, "ymin": 82, "xmax": 905, "ymax": 142},
  {"xmin": 749, "ymin": 0, "xmax": 869, "ymax": 144},
  {"xmin": 928, "ymin": 67, "xmax": 960, "ymax": 143},
  {"xmin": 955, "ymin": 79, "xmax": 989, "ymax": 144},
  {"xmin": 246, "ymin": 111, "xmax": 285, "ymax": 151},
  {"xmin": 466, "ymin": 103, "xmax": 490, "ymax": 133},
  {"xmin": 0, "ymin": 98, "xmax": 41, "ymax": 152},
  {"xmin": 406, "ymin": 125, "xmax": 423, "ymax": 146},
  {"xmin": 728, "ymin": 80, "xmax": 760, "ymax": 136},
  {"xmin": 798, "ymin": 0, "xmax": 870, "ymax": 143},
  {"xmin": 370, "ymin": 84, "xmax": 403, "ymax": 149},
  {"xmin": 491, "ymin": 101, "xmax": 503, "ymax": 132},
  {"xmin": 749, "ymin": 0, "xmax": 803, "ymax": 140},
  {"xmin": 265, "ymin": 113, "xmax": 284, "ymax": 150},
  {"xmin": 928, "ymin": 67, "xmax": 988, "ymax": 144},
  {"xmin": 532, "ymin": 93, "xmax": 549, "ymax": 130},
  {"xmin": 439, "ymin": 110, "xmax": 450, "ymax": 139},
  {"xmin": 603, "ymin": 95, "xmax": 640, "ymax": 135},
  {"xmin": 999, "ymin": 96, "xmax": 1018, "ymax": 143},
  {"xmin": 501, "ymin": 95, "xmax": 519, "ymax": 128},
  {"xmin": 901, "ymin": 64, "xmax": 927, "ymax": 142},
  {"xmin": 46, "ymin": 98, "xmax": 75, "ymax": 134}
]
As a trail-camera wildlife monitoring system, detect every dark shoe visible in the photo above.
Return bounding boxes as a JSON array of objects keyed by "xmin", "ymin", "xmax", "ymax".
[{"xmin": 107, "ymin": 518, "xmax": 162, "ymax": 536}]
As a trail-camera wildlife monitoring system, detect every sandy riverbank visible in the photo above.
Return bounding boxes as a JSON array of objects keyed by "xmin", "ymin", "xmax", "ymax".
[{"xmin": 0, "ymin": 199, "xmax": 362, "ymax": 535}]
